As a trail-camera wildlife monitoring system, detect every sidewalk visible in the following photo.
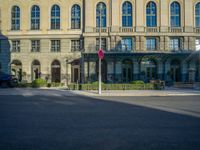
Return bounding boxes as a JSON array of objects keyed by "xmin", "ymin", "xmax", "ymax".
[{"xmin": 71, "ymin": 88, "xmax": 200, "ymax": 97}]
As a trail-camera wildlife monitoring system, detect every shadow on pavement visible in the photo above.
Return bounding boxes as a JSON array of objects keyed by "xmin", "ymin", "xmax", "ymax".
[{"xmin": 0, "ymin": 94, "xmax": 200, "ymax": 150}]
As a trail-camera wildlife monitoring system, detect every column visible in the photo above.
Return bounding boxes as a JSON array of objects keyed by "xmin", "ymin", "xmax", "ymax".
[
  {"xmin": 115, "ymin": 60, "xmax": 122, "ymax": 83},
  {"xmin": 107, "ymin": 60, "xmax": 114, "ymax": 83},
  {"xmin": 133, "ymin": 59, "xmax": 139, "ymax": 80},
  {"xmin": 160, "ymin": 36, "xmax": 165, "ymax": 51},
  {"xmin": 184, "ymin": 37, "xmax": 189, "ymax": 51},
  {"xmin": 181, "ymin": 60, "xmax": 188, "ymax": 82},
  {"xmin": 84, "ymin": 0, "xmax": 94, "ymax": 32},
  {"xmin": 135, "ymin": 0, "xmax": 144, "ymax": 32},
  {"xmin": 89, "ymin": 61, "xmax": 96, "ymax": 82},
  {"xmin": 157, "ymin": 59, "xmax": 163, "ymax": 80},
  {"xmin": 184, "ymin": 0, "xmax": 193, "ymax": 32},
  {"xmin": 111, "ymin": 0, "xmax": 120, "ymax": 32},
  {"xmin": 160, "ymin": 0, "xmax": 169, "ymax": 32}
]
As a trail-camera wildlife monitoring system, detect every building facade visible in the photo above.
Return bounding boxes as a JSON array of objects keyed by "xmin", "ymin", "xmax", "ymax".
[{"xmin": 0, "ymin": 0, "xmax": 200, "ymax": 84}]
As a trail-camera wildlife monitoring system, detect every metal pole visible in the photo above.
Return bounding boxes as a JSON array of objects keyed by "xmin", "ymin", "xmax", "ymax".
[{"xmin": 98, "ymin": 5, "xmax": 102, "ymax": 95}]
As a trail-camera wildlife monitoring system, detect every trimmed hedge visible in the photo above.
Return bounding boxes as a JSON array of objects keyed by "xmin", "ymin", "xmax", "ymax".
[
  {"xmin": 32, "ymin": 78, "xmax": 47, "ymax": 88},
  {"xmin": 130, "ymin": 80, "xmax": 145, "ymax": 84},
  {"xmin": 68, "ymin": 83, "xmax": 159, "ymax": 90}
]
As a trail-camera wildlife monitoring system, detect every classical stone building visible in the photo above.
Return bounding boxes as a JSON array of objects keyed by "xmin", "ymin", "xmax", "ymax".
[{"xmin": 0, "ymin": 0, "xmax": 200, "ymax": 84}]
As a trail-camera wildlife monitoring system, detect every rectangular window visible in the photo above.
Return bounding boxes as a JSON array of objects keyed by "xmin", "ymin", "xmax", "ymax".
[
  {"xmin": 170, "ymin": 38, "xmax": 181, "ymax": 51},
  {"xmin": 196, "ymin": 38, "xmax": 200, "ymax": 51},
  {"xmin": 121, "ymin": 37, "xmax": 133, "ymax": 51},
  {"xmin": 51, "ymin": 40, "xmax": 60, "ymax": 52},
  {"xmin": 12, "ymin": 40, "xmax": 20, "ymax": 52},
  {"xmin": 71, "ymin": 40, "xmax": 81, "ymax": 52},
  {"xmin": 146, "ymin": 38, "xmax": 157, "ymax": 51},
  {"xmin": 96, "ymin": 38, "xmax": 106, "ymax": 51},
  {"xmin": 31, "ymin": 40, "xmax": 40, "ymax": 52}
]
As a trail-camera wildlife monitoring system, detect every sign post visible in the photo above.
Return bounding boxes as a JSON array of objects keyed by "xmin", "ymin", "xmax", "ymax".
[{"xmin": 98, "ymin": 49, "xmax": 104, "ymax": 95}]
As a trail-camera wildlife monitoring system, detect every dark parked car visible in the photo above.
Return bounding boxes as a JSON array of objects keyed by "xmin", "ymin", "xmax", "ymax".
[{"xmin": 0, "ymin": 73, "xmax": 18, "ymax": 88}]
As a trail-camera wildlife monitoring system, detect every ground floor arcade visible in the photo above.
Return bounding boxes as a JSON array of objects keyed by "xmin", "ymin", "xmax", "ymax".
[
  {"xmin": 81, "ymin": 52, "xmax": 200, "ymax": 84},
  {"xmin": 8, "ymin": 52, "xmax": 200, "ymax": 85}
]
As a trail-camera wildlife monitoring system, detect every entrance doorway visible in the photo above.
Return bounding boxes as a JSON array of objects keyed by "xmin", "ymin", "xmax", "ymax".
[
  {"xmin": 51, "ymin": 60, "xmax": 61, "ymax": 82},
  {"xmin": 71, "ymin": 60, "xmax": 80, "ymax": 83},
  {"xmin": 122, "ymin": 60, "xmax": 132, "ymax": 83},
  {"xmin": 31, "ymin": 60, "xmax": 40, "ymax": 81},
  {"xmin": 141, "ymin": 58, "xmax": 157, "ymax": 82},
  {"xmin": 170, "ymin": 60, "xmax": 181, "ymax": 82}
]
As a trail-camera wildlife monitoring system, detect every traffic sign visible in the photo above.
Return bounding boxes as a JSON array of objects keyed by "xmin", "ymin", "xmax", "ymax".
[{"xmin": 98, "ymin": 49, "xmax": 104, "ymax": 59}]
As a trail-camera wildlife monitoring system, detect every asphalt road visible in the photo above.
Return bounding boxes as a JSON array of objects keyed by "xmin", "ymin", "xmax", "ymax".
[{"xmin": 0, "ymin": 89, "xmax": 200, "ymax": 150}]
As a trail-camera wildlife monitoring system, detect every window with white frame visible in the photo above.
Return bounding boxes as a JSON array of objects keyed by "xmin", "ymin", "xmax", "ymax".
[
  {"xmin": 196, "ymin": 38, "xmax": 200, "ymax": 51},
  {"xmin": 31, "ymin": 5, "xmax": 40, "ymax": 30},
  {"xmin": 146, "ymin": 38, "xmax": 157, "ymax": 51},
  {"xmin": 11, "ymin": 6, "xmax": 20, "ymax": 30},
  {"xmin": 195, "ymin": 3, "xmax": 200, "ymax": 27},
  {"xmin": 96, "ymin": 38, "xmax": 106, "ymax": 51},
  {"xmin": 71, "ymin": 5, "xmax": 81, "ymax": 29},
  {"xmin": 31, "ymin": 40, "xmax": 40, "ymax": 52},
  {"xmin": 51, "ymin": 40, "xmax": 60, "ymax": 52},
  {"xmin": 170, "ymin": 38, "xmax": 181, "ymax": 51},
  {"xmin": 71, "ymin": 40, "xmax": 81, "ymax": 51},
  {"xmin": 12, "ymin": 40, "xmax": 20, "ymax": 52},
  {"xmin": 51, "ymin": 5, "xmax": 60, "ymax": 29},
  {"xmin": 121, "ymin": 37, "xmax": 133, "ymax": 51}
]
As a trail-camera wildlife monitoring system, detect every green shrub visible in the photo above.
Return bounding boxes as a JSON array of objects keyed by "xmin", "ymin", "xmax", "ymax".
[
  {"xmin": 51, "ymin": 82, "xmax": 65, "ymax": 87},
  {"xmin": 32, "ymin": 78, "xmax": 47, "ymax": 88},
  {"xmin": 130, "ymin": 80, "xmax": 145, "ymax": 84},
  {"xmin": 68, "ymin": 82, "xmax": 162, "ymax": 90},
  {"xmin": 47, "ymin": 83, "xmax": 51, "ymax": 88},
  {"xmin": 91, "ymin": 81, "xmax": 105, "ymax": 85}
]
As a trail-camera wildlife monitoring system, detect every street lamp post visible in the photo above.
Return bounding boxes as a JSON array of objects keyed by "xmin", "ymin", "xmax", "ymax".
[{"xmin": 98, "ymin": 4, "xmax": 102, "ymax": 94}]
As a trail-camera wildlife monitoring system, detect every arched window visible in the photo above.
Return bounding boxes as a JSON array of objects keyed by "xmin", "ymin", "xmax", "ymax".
[
  {"xmin": 195, "ymin": 3, "xmax": 200, "ymax": 27},
  {"xmin": 71, "ymin": 4, "xmax": 81, "ymax": 29},
  {"xmin": 51, "ymin": 5, "xmax": 60, "ymax": 29},
  {"xmin": 11, "ymin": 6, "xmax": 20, "ymax": 30},
  {"xmin": 146, "ymin": 1, "xmax": 157, "ymax": 27},
  {"xmin": 96, "ymin": 2, "xmax": 106, "ymax": 27},
  {"xmin": 31, "ymin": 5, "xmax": 40, "ymax": 30},
  {"xmin": 122, "ymin": 1, "xmax": 132, "ymax": 27},
  {"xmin": 170, "ymin": 2, "xmax": 181, "ymax": 27}
]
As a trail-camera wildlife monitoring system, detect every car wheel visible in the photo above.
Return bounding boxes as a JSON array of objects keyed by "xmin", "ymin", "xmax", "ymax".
[{"xmin": 1, "ymin": 82, "xmax": 8, "ymax": 88}]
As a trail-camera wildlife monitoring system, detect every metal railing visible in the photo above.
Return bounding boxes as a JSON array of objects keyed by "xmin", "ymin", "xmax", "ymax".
[
  {"xmin": 94, "ymin": 27, "xmax": 109, "ymax": 33},
  {"xmin": 169, "ymin": 27, "xmax": 183, "ymax": 33},
  {"xmin": 119, "ymin": 27, "xmax": 135, "ymax": 32},
  {"xmin": 194, "ymin": 28, "xmax": 200, "ymax": 33},
  {"xmin": 145, "ymin": 27, "xmax": 159, "ymax": 32}
]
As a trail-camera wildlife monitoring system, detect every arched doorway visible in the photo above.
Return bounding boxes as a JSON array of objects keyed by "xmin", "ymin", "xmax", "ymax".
[
  {"xmin": 32, "ymin": 60, "xmax": 40, "ymax": 81},
  {"xmin": 51, "ymin": 60, "xmax": 61, "ymax": 82},
  {"xmin": 170, "ymin": 59, "xmax": 181, "ymax": 82},
  {"xmin": 96, "ymin": 60, "xmax": 107, "ymax": 83},
  {"xmin": 122, "ymin": 59, "xmax": 132, "ymax": 83},
  {"xmin": 11, "ymin": 60, "xmax": 22, "ymax": 82},
  {"xmin": 141, "ymin": 58, "xmax": 157, "ymax": 82}
]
